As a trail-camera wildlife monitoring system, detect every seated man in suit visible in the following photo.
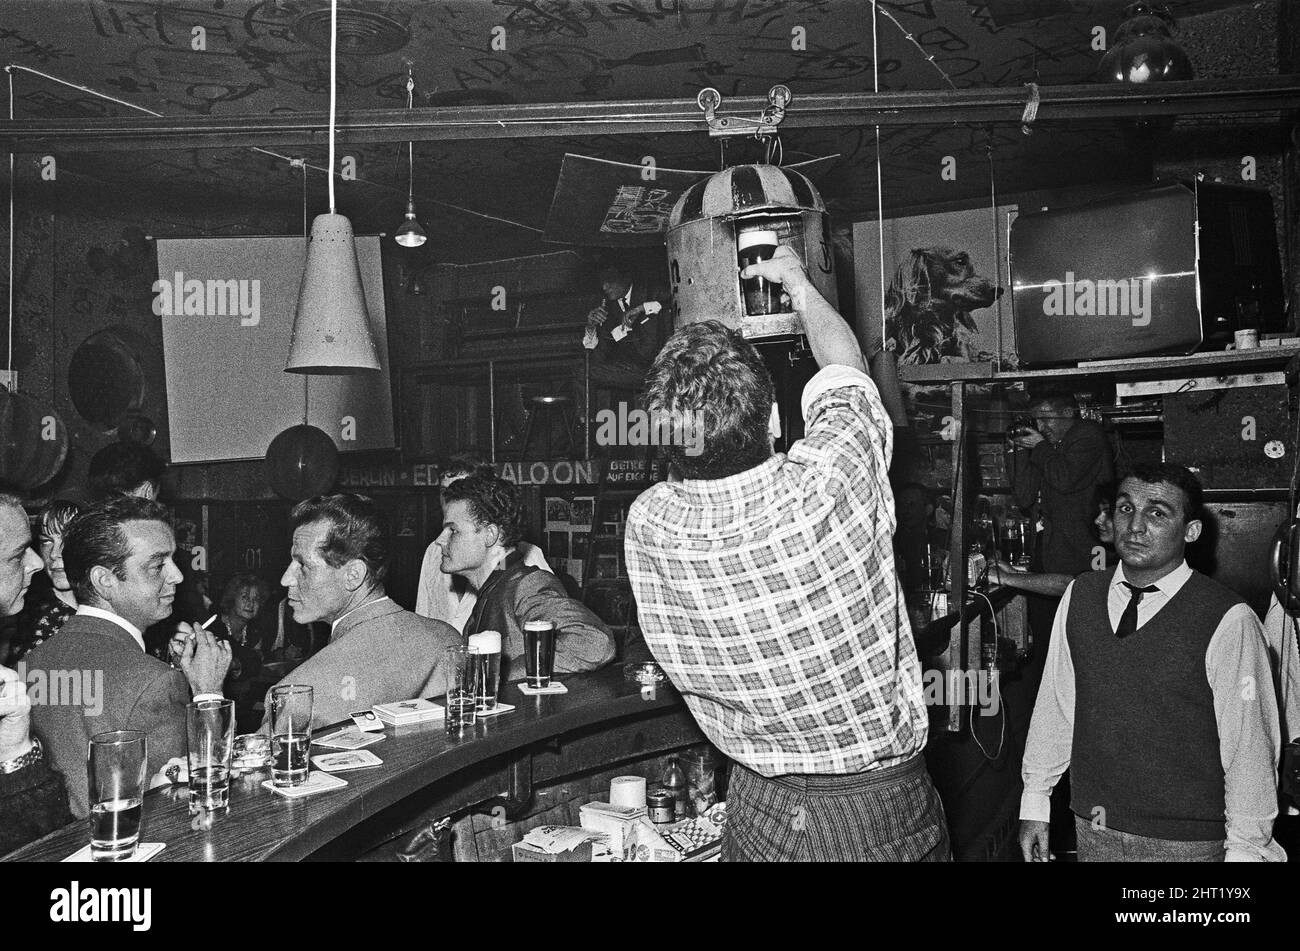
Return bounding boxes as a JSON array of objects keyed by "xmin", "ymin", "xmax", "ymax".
[
  {"xmin": 0, "ymin": 491, "xmax": 71, "ymax": 853},
  {"xmin": 443, "ymin": 475, "xmax": 616, "ymax": 681},
  {"xmin": 264, "ymin": 494, "xmax": 461, "ymax": 731},
  {"xmin": 25, "ymin": 496, "xmax": 231, "ymax": 818}
]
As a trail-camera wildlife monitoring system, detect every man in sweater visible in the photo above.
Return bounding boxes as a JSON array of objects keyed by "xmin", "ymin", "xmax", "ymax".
[
  {"xmin": 444, "ymin": 474, "xmax": 615, "ymax": 682},
  {"xmin": 1019, "ymin": 463, "xmax": 1284, "ymax": 861},
  {"xmin": 414, "ymin": 453, "xmax": 550, "ymax": 633}
]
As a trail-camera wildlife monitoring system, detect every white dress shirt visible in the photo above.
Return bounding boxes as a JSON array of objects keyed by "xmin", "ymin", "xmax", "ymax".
[{"xmin": 1020, "ymin": 561, "xmax": 1285, "ymax": 861}]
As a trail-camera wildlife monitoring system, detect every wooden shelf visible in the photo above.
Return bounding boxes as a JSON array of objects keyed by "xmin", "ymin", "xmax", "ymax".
[{"xmin": 900, "ymin": 345, "xmax": 1300, "ymax": 384}]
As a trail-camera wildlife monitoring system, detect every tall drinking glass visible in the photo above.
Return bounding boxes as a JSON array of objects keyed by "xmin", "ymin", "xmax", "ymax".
[
  {"xmin": 445, "ymin": 646, "xmax": 478, "ymax": 736},
  {"xmin": 466, "ymin": 630, "xmax": 502, "ymax": 712},
  {"xmin": 523, "ymin": 620, "xmax": 556, "ymax": 689},
  {"xmin": 270, "ymin": 685, "xmax": 313, "ymax": 787},
  {"xmin": 186, "ymin": 698, "xmax": 235, "ymax": 813},
  {"xmin": 87, "ymin": 730, "xmax": 147, "ymax": 861}
]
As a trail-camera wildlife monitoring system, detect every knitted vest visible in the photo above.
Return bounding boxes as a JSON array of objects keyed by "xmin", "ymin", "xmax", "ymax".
[{"xmin": 1067, "ymin": 566, "xmax": 1241, "ymax": 841}]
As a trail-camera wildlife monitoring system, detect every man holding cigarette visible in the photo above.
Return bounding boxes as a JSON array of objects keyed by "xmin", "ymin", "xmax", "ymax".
[{"xmin": 24, "ymin": 496, "xmax": 230, "ymax": 818}]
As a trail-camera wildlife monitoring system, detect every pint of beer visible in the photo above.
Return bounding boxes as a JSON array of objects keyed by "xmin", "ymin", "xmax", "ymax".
[{"xmin": 738, "ymin": 227, "xmax": 781, "ymax": 315}]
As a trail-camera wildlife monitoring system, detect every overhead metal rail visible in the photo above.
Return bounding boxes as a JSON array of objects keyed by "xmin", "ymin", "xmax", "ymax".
[{"xmin": 0, "ymin": 76, "xmax": 1297, "ymax": 152}]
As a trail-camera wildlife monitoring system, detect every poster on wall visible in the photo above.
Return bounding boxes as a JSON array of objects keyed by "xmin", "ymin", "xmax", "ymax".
[
  {"xmin": 156, "ymin": 236, "xmax": 395, "ymax": 464},
  {"xmin": 853, "ymin": 205, "xmax": 1018, "ymax": 368}
]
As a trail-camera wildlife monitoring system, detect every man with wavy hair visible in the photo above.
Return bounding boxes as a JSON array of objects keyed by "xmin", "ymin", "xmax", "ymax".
[{"xmin": 625, "ymin": 246, "xmax": 949, "ymax": 862}]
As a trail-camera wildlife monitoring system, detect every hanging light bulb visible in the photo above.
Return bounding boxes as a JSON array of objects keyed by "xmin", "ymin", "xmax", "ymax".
[
  {"xmin": 1096, "ymin": 3, "xmax": 1192, "ymax": 86},
  {"xmin": 286, "ymin": 0, "xmax": 381, "ymax": 374},
  {"xmin": 394, "ymin": 67, "xmax": 426, "ymax": 248}
]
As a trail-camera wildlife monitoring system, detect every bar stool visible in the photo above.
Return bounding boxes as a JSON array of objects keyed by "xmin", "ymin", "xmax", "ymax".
[{"xmin": 519, "ymin": 393, "xmax": 579, "ymax": 461}]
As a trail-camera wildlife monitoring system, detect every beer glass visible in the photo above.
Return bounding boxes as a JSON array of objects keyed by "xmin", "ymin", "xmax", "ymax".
[
  {"xmin": 270, "ymin": 685, "xmax": 313, "ymax": 787},
  {"xmin": 738, "ymin": 227, "xmax": 781, "ymax": 315},
  {"xmin": 87, "ymin": 730, "xmax": 147, "ymax": 861},
  {"xmin": 186, "ymin": 698, "xmax": 235, "ymax": 812},
  {"xmin": 466, "ymin": 630, "xmax": 502, "ymax": 712},
  {"xmin": 523, "ymin": 620, "xmax": 557, "ymax": 689},
  {"xmin": 445, "ymin": 646, "xmax": 478, "ymax": 736}
]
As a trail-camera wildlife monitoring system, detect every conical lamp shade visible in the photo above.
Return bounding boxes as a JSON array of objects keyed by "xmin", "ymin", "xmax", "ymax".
[{"xmin": 286, "ymin": 212, "xmax": 382, "ymax": 374}]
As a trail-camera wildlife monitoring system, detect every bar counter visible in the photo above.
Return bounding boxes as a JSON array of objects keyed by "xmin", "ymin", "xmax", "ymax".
[{"xmin": 4, "ymin": 668, "xmax": 702, "ymax": 862}]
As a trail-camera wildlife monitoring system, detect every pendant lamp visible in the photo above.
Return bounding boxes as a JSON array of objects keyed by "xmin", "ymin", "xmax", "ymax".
[
  {"xmin": 286, "ymin": 0, "xmax": 381, "ymax": 374},
  {"xmin": 393, "ymin": 66, "xmax": 427, "ymax": 248}
]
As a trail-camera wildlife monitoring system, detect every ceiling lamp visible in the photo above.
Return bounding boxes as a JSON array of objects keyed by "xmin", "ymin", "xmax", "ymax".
[
  {"xmin": 286, "ymin": 0, "xmax": 381, "ymax": 374},
  {"xmin": 1097, "ymin": 2, "xmax": 1193, "ymax": 85},
  {"xmin": 394, "ymin": 65, "xmax": 426, "ymax": 248}
]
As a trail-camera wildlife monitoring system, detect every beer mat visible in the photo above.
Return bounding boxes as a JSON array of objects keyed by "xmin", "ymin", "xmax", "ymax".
[
  {"xmin": 476, "ymin": 702, "xmax": 515, "ymax": 718},
  {"xmin": 311, "ymin": 750, "xmax": 383, "ymax": 772},
  {"xmin": 261, "ymin": 771, "xmax": 348, "ymax": 799},
  {"xmin": 313, "ymin": 727, "xmax": 385, "ymax": 750},
  {"xmin": 62, "ymin": 843, "xmax": 166, "ymax": 863},
  {"xmin": 518, "ymin": 682, "xmax": 568, "ymax": 695},
  {"xmin": 349, "ymin": 709, "xmax": 385, "ymax": 732}
]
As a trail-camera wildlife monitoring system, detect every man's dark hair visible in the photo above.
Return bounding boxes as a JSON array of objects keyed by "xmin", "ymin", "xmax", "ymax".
[
  {"xmin": 63, "ymin": 496, "xmax": 173, "ymax": 604},
  {"xmin": 440, "ymin": 452, "xmax": 494, "ymax": 482},
  {"xmin": 289, "ymin": 494, "xmax": 390, "ymax": 587},
  {"xmin": 441, "ymin": 474, "xmax": 522, "ymax": 549},
  {"xmin": 1029, "ymin": 388, "xmax": 1079, "ymax": 414},
  {"xmin": 88, "ymin": 443, "xmax": 165, "ymax": 499},
  {"xmin": 644, "ymin": 320, "xmax": 775, "ymax": 480},
  {"xmin": 1120, "ymin": 463, "xmax": 1204, "ymax": 524}
]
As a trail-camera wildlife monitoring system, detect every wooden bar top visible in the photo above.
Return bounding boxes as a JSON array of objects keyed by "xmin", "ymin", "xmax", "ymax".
[{"xmin": 4, "ymin": 668, "xmax": 684, "ymax": 863}]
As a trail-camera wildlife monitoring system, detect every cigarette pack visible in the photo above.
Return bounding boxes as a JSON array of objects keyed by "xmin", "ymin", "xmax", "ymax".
[
  {"xmin": 579, "ymin": 801, "xmax": 645, "ymax": 858},
  {"xmin": 511, "ymin": 840, "xmax": 594, "ymax": 863}
]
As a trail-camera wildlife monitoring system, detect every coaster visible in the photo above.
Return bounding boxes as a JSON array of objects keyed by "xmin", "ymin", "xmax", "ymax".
[
  {"xmin": 262, "ymin": 771, "xmax": 348, "ymax": 799},
  {"xmin": 476, "ymin": 702, "xmax": 516, "ymax": 718},
  {"xmin": 518, "ymin": 682, "xmax": 568, "ymax": 695},
  {"xmin": 63, "ymin": 842, "xmax": 166, "ymax": 863}
]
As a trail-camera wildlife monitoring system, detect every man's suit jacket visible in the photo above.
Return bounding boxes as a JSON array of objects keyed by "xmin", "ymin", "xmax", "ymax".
[
  {"xmin": 25, "ymin": 613, "xmax": 191, "ymax": 819},
  {"xmin": 592, "ymin": 281, "xmax": 672, "ymax": 377},
  {"xmin": 262, "ymin": 597, "xmax": 461, "ymax": 732},
  {"xmin": 464, "ymin": 550, "xmax": 616, "ymax": 683}
]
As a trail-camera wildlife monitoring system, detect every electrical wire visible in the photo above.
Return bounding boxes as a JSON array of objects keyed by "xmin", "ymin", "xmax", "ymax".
[
  {"xmin": 3, "ymin": 64, "xmax": 543, "ymax": 235},
  {"xmin": 6, "ymin": 67, "xmax": 13, "ymax": 386},
  {"xmin": 969, "ymin": 589, "xmax": 1006, "ymax": 761},
  {"xmin": 328, "ymin": 0, "xmax": 337, "ymax": 214}
]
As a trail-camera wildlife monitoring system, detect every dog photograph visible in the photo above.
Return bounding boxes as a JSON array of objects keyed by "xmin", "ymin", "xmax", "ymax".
[{"xmin": 854, "ymin": 205, "xmax": 1016, "ymax": 367}]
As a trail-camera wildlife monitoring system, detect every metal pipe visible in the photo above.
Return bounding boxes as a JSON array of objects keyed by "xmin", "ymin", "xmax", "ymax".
[{"xmin": 2, "ymin": 77, "xmax": 1298, "ymax": 152}]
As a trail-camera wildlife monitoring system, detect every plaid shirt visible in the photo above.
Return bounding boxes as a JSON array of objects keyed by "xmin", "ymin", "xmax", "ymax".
[{"xmin": 625, "ymin": 366, "xmax": 928, "ymax": 776}]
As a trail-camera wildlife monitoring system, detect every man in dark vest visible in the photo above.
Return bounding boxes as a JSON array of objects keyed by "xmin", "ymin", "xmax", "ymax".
[{"xmin": 1019, "ymin": 463, "xmax": 1284, "ymax": 861}]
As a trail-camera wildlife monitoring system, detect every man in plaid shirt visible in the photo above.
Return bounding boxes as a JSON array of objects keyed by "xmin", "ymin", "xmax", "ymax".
[{"xmin": 625, "ymin": 246, "xmax": 949, "ymax": 861}]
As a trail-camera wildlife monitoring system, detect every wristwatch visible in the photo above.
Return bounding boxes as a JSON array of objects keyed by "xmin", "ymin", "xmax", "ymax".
[{"xmin": 0, "ymin": 736, "xmax": 41, "ymax": 775}]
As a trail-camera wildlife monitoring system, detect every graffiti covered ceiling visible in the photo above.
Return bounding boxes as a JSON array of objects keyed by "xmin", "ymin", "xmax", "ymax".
[{"xmin": 0, "ymin": 0, "xmax": 1282, "ymax": 261}]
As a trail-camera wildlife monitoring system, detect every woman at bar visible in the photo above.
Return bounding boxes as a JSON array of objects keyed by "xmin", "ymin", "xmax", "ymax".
[
  {"xmin": 10, "ymin": 500, "xmax": 82, "ymax": 662},
  {"xmin": 209, "ymin": 572, "xmax": 269, "ymax": 715}
]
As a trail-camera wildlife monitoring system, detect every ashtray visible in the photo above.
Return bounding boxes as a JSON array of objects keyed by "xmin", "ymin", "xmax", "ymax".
[
  {"xmin": 623, "ymin": 662, "xmax": 667, "ymax": 686},
  {"xmin": 232, "ymin": 733, "xmax": 272, "ymax": 770}
]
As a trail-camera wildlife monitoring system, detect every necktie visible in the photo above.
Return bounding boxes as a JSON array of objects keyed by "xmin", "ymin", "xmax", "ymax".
[{"xmin": 1115, "ymin": 581, "xmax": 1159, "ymax": 638}]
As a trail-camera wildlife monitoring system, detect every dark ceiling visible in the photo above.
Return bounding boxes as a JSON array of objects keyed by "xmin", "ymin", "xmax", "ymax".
[{"xmin": 0, "ymin": 0, "xmax": 1285, "ymax": 262}]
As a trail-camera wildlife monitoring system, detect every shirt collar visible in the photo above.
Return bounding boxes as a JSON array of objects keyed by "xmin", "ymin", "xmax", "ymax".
[
  {"xmin": 1114, "ymin": 559, "xmax": 1192, "ymax": 596},
  {"xmin": 621, "ymin": 285, "xmax": 632, "ymax": 307},
  {"xmin": 77, "ymin": 605, "xmax": 145, "ymax": 652},
  {"xmin": 330, "ymin": 595, "xmax": 390, "ymax": 635}
]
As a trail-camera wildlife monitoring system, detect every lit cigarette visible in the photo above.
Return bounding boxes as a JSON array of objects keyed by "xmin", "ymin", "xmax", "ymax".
[{"xmin": 201, "ymin": 614, "xmax": 218, "ymax": 631}]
